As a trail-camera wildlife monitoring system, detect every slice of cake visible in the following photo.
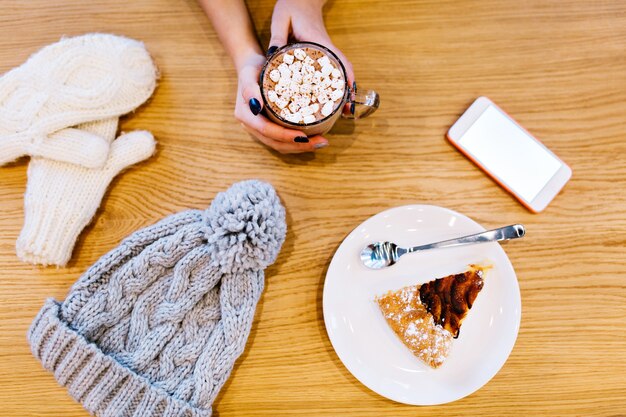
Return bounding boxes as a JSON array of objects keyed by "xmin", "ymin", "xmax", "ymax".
[{"xmin": 375, "ymin": 265, "xmax": 486, "ymax": 368}]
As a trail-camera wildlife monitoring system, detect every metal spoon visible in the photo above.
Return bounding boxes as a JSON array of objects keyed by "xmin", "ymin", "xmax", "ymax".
[{"xmin": 360, "ymin": 224, "xmax": 525, "ymax": 269}]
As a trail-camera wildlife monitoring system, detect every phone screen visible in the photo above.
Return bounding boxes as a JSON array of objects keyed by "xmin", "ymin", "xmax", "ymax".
[{"xmin": 458, "ymin": 105, "xmax": 562, "ymax": 202}]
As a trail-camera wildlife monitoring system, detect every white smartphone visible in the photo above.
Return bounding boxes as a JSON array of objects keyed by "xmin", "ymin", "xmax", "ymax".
[{"xmin": 447, "ymin": 96, "xmax": 571, "ymax": 213}]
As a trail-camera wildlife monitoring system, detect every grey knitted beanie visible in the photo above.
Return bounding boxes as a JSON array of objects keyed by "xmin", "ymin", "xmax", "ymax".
[{"xmin": 28, "ymin": 180, "xmax": 286, "ymax": 417}]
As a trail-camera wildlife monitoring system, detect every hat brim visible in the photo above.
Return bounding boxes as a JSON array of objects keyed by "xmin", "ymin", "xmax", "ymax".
[{"xmin": 28, "ymin": 299, "xmax": 212, "ymax": 417}]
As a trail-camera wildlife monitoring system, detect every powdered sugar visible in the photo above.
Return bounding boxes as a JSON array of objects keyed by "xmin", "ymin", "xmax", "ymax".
[{"xmin": 376, "ymin": 285, "xmax": 453, "ymax": 368}]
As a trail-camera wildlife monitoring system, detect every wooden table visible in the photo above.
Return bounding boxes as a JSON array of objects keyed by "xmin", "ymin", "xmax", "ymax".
[{"xmin": 1, "ymin": 1, "xmax": 625, "ymax": 415}]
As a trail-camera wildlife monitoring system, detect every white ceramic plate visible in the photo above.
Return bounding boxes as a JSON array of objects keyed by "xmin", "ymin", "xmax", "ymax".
[{"xmin": 323, "ymin": 205, "xmax": 521, "ymax": 405}]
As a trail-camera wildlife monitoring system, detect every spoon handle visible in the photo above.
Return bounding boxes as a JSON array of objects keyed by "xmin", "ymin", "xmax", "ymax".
[{"xmin": 405, "ymin": 224, "xmax": 525, "ymax": 254}]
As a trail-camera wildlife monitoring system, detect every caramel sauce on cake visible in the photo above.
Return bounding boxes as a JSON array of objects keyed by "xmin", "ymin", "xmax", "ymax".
[
  {"xmin": 419, "ymin": 265, "xmax": 485, "ymax": 338},
  {"xmin": 376, "ymin": 265, "xmax": 486, "ymax": 368}
]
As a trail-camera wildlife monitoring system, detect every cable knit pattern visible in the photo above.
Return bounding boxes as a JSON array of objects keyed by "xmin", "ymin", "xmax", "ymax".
[
  {"xmin": 16, "ymin": 118, "xmax": 156, "ymax": 266},
  {"xmin": 28, "ymin": 180, "xmax": 287, "ymax": 417},
  {"xmin": 0, "ymin": 33, "xmax": 157, "ymax": 168}
]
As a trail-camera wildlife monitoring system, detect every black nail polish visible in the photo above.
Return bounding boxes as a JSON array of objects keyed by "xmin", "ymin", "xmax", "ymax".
[
  {"xmin": 267, "ymin": 46, "xmax": 279, "ymax": 56},
  {"xmin": 249, "ymin": 98, "xmax": 262, "ymax": 115},
  {"xmin": 294, "ymin": 136, "xmax": 309, "ymax": 143},
  {"xmin": 350, "ymin": 81, "xmax": 357, "ymax": 115}
]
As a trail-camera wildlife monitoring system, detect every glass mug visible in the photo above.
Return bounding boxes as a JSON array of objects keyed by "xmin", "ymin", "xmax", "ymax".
[{"xmin": 259, "ymin": 42, "xmax": 379, "ymax": 137}]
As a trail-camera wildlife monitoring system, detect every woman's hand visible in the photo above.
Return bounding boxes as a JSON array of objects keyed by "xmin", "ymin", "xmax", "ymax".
[
  {"xmin": 269, "ymin": 0, "xmax": 355, "ymax": 88},
  {"xmin": 235, "ymin": 52, "xmax": 329, "ymax": 154},
  {"xmin": 199, "ymin": 0, "xmax": 329, "ymax": 154}
]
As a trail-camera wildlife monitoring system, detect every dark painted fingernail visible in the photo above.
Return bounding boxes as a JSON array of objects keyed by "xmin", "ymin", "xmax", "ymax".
[
  {"xmin": 267, "ymin": 46, "xmax": 279, "ymax": 56},
  {"xmin": 294, "ymin": 136, "xmax": 309, "ymax": 143},
  {"xmin": 249, "ymin": 98, "xmax": 262, "ymax": 115},
  {"xmin": 350, "ymin": 81, "xmax": 357, "ymax": 115}
]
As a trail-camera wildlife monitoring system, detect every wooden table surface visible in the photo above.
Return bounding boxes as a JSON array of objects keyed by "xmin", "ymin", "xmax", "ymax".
[{"xmin": 1, "ymin": 1, "xmax": 625, "ymax": 416}]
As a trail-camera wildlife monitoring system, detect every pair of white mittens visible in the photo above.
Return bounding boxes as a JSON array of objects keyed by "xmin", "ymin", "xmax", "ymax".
[{"xmin": 0, "ymin": 34, "xmax": 158, "ymax": 266}]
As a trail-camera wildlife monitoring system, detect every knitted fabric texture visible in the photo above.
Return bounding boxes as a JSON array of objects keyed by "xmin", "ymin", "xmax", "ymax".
[
  {"xmin": 28, "ymin": 180, "xmax": 287, "ymax": 417},
  {"xmin": 0, "ymin": 33, "xmax": 157, "ymax": 168},
  {"xmin": 17, "ymin": 117, "xmax": 156, "ymax": 266}
]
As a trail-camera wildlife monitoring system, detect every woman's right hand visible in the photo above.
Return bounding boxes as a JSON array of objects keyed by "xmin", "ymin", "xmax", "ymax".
[{"xmin": 235, "ymin": 52, "xmax": 329, "ymax": 154}]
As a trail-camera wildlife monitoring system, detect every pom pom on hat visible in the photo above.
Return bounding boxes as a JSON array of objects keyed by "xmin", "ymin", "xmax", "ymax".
[{"xmin": 204, "ymin": 180, "xmax": 287, "ymax": 273}]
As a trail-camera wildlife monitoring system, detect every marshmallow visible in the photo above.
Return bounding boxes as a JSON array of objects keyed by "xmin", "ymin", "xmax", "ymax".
[
  {"xmin": 280, "ymin": 108, "xmax": 291, "ymax": 118},
  {"xmin": 292, "ymin": 72, "xmax": 303, "ymax": 84},
  {"xmin": 299, "ymin": 83, "xmax": 312, "ymax": 94},
  {"xmin": 278, "ymin": 63, "xmax": 291, "ymax": 78},
  {"xmin": 283, "ymin": 53, "xmax": 294, "ymax": 64},
  {"xmin": 317, "ymin": 56, "xmax": 330, "ymax": 67},
  {"xmin": 300, "ymin": 105, "xmax": 315, "ymax": 116},
  {"xmin": 321, "ymin": 64, "xmax": 333, "ymax": 77},
  {"xmin": 267, "ymin": 90, "xmax": 278, "ymax": 102},
  {"xmin": 275, "ymin": 84, "xmax": 288, "ymax": 96},
  {"xmin": 288, "ymin": 101, "xmax": 301, "ymax": 114},
  {"xmin": 294, "ymin": 48, "xmax": 307, "ymax": 60},
  {"xmin": 279, "ymin": 73, "xmax": 291, "ymax": 85},
  {"xmin": 331, "ymin": 68, "xmax": 342, "ymax": 79},
  {"xmin": 297, "ymin": 95, "xmax": 311, "ymax": 108},
  {"xmin": 269, "ymin": 69, "xmax": 280, "ymax": 83},
  {"xmin": 320, "ymin": 77, "xmax": 331, "ymax": 89},
  {"xmin": 290, "ymin": 93, "xmax": 302, "ymax": 106},
  {"xmin": 321, "ymin": 100, "xmax": 334, "ymax": 116},
  {"xmin": 276, "ymin": 98, "xmax": 288, "ymax": 109},
  {"xmin": 280, "ymin": 86, "xmax": 292, "ymax": 99},
  {"xmin": 291, "ymin": 61, "xmax": 302, "ymax": 72},
  {"xmin": 331, "ymin": 78, "xmax": 344, "ymax": 89},
  {"xmin": 318, "ymin": 94, "xmax": 329, "ymax": 104},
  {"xmin": 286, "ymin": 112, "xmax": 303, "ymax": 123},
  {"xmin": 304, "ymin": 56, "xmax": 315, "ymax": 65},
  {"xmin": 310, "ymin": 103, "xmax": 320, "ymax": 113},
  {"xmin": 303, "ymin": 114, "xmax": 316, "ymax": 124},
  {"xmin": 330, "ymin": 89, "xmax": 344, "ymax": 101}
]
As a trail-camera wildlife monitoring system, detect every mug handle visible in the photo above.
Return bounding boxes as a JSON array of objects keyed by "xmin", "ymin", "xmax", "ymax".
[{"xmin": 342, "ymin": 83, "xmax": 380, "ymax": 119}]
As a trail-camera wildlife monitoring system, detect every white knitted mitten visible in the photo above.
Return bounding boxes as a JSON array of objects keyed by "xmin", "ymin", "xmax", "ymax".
[
  {"xmin": 0, "ymin": 33, "xmax": 157, "ymax": 168},
  {"xmin": 16, "ymin": 118, "xmax": 156, "ymax": 266}
]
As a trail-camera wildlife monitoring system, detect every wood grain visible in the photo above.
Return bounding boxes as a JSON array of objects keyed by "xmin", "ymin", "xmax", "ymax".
[{"xmin": 1, "ymin": 0, "xmax": 625, "ymax": 415}]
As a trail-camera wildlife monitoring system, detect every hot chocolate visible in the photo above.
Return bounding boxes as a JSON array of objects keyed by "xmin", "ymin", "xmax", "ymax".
[{"xmin": 261, "ymin": 45, "xmax": 346, "ymax": 126}]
